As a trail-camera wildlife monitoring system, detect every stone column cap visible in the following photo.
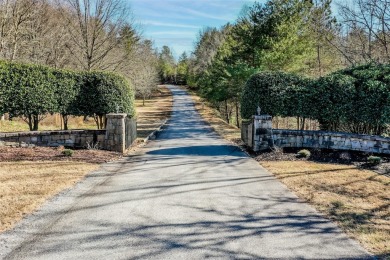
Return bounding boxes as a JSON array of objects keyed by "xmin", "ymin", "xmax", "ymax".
[
  {"xmin": 253, "ymin": 115, "xmax": 272, "ymax": 120},
  {"xmin": 106, "ymin": 113, "xmax": 127, "ymax": 119}
]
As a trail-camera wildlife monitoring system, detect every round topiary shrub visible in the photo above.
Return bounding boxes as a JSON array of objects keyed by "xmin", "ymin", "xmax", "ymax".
[
  {"xmin": 241, "ymin": 71, "xmax": 310, "ymax": 120},
  {"xmin": 297, "ymin": 149, "xmax": 311, "ymax": 158},
  {"xmin": 367, "ymin": 155, "xmax": 382, "ymax": 166}
]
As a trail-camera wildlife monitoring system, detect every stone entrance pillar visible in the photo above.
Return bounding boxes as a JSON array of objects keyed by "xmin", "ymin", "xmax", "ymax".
[
  {"xmin": 105, "ymin": 113, "xmax": 127, "ymax": 153},
  {"xmin": 253, "ymin": 115, "xmax": 273, "ymax": 152}
]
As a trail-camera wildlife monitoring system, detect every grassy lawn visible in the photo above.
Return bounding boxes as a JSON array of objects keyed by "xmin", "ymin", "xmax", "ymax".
[
  {"xmin": 0, "ymin": 161, "xmax": 99, "ymax": 232},
  {"xmin": 185, "ymin": 86, "xmax": 390, "ymax": 258}
]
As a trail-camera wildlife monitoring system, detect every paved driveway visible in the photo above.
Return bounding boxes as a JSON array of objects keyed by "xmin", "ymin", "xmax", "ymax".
[{"xmin": 1, "ymin": 85, "xmax": 372, "ymax": 259}]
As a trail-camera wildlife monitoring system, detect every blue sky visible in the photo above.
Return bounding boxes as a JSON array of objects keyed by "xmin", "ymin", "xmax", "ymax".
[{"xmin": 128, "ymin": 0, "xmax": 260, "ymax": 59}]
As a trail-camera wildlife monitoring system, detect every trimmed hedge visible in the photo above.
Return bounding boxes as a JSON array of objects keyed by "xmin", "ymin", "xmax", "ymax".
[
  {"xmin": 0, "ymin": 62, "xmax": 57, "ymax": 130},
  {"xmin": 313, "ymin": 64, "xmax": 390, "ymax": 134},
  {"xmin": 0, "ymin": 61, "xmax": 135, "ymax": 130},
  {"xmin": 241, "ymin": 64, "xmax": 390, "ymax": 135},
  {"xmin": 241, "ymin": 71, "xmax": 310, "ymax": 120}
]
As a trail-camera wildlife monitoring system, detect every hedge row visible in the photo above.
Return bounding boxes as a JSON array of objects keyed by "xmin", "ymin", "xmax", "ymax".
[
  {"xmin": 0, "ymin": 61, "xmax": 135, "ymax": 130},
  {"xmin": 241, "ymin": 64, "xmax": 390, "ymax": 136}
]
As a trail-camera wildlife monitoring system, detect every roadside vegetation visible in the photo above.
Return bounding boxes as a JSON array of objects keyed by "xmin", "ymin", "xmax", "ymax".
[
  {"xmin": 187, "ymin": 86, "xmax": 389, "ymax": 258},
  {"xmin": 159, "ymin": 0, "xmax": 390, "ymax": 135},
  {"xmin": 0, "ymin": 86, "xmax": 173, "ymax": 233}
]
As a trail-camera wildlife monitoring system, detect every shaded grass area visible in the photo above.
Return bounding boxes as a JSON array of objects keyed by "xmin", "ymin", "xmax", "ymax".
[
  {"xmin": 187, "ymin": 87, "xmax": 389, "ymax": 258},
  {"xmin": 135, "ymin": 86, "xmax": 173, "ymax": 140},
  {"xmin": 0, "ymin": 161, "xmax": 99, "ymax": 232},
  {"xmin": 261, "ymin": 161, "xmax": 389, "ymax": 258}
]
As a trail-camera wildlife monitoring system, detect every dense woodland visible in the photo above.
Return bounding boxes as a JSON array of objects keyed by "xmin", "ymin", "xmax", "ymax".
[{"xmin": 158, "ymin": 0, "xmax": 390, "ymax": 135}]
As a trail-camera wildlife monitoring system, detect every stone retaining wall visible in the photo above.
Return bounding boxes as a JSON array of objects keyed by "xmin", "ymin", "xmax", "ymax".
[
  {"xmin": 0, "ymin": 113, "xmax": 137, "ymax": 153},
  {"xmin": 0, "ymin": 130, "xmax": 106, "ymax": 148},
  {"xmin": 242, "ymin": 116, "xmax": 390, "ymax": 154},
  {"xmin": 271, "ymin": 129, "xmax": 390, "ymax": 154}
]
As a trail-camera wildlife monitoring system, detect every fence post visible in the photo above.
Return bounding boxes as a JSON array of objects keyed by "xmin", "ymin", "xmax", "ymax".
[{"xmin": 105, "ymin": 113, "xmax": 127, "ymax": 153}]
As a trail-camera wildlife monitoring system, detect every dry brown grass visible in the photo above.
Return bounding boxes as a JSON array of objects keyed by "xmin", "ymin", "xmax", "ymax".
[
  {"xmin": 0, "ymin": 115, "xmax": 97, "ymax": 132},
  {"xmin": 0, "ymin": 161, "xmax": 99, "ymax": 232},
  {"xmin": 261, "ymin": 161, "xmax": 389, "ymax": 258},
  {"xmin": 135, "ymin": 85, "xmax": 173, "ymax": 140},
  {"xmin": 183, "ymin": 87, "xmax": 241, "ymax": 143}
]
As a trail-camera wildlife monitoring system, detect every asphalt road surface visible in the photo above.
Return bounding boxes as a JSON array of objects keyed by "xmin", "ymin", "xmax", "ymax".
[{"xmin": 0, "ymin": 85, "xmax": 372, "ymax": 259}]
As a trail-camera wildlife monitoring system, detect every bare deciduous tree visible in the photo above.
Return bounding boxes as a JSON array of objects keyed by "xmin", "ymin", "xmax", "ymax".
[
  {"xmin": 336, "ymin": 0, "xmax": 390, "ymax": 64},
  {"xmin": 58, "ymin": 0, "xmax": 131, "ymax": 71}
]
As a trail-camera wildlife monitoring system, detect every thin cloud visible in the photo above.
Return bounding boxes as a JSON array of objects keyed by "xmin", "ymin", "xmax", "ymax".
[
  {"xmin": 143, "ymin": 20, "xmax": 201, "ymax": 29},
  {"xmin": 149, "ymin": 31, "xmax": 197, "ymax": 37},
  {"xmin": 177, "ymin": 6, "xmax": 234, "ymax": 21}
]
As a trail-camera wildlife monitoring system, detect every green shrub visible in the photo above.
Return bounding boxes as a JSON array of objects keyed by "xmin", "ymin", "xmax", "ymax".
[
  {"xmin": 309, "ymin": 73, "xmax": 356, "ymax": 131},
  {"xmin": 297, "ymin": 149, "xmax": 311, "ymax": 158},
  {"xmin": 240, "ymin": 64, "xmax": 390, "ymax": 136},
  {"xmin": 0, "ymin": 61, "xmax": 57, "ymax": 131},
  {"xmin": 62, "ymin": 149, "xmax": 74, "ymax": 157},
  {"xmin": 312, "ymin": 63, "xmax": 390, "ymax": 135},
  {"xmin": 52, "ymin": 69, "xmax": 82, "ymax": 130},
  {"xmin": 77, "ymin": 71, "xmax": 135, "ymax": 129},
  {"xmin": 0, "ymin": 61, "xmax": 136, "ymax": 131},
  {"xmin": 241, "ymin": 71, "xmax": 310, "ymax": 119},
  {"xmin": 367, "ymin": 156, "xmax": 382, "ymax": 166}
]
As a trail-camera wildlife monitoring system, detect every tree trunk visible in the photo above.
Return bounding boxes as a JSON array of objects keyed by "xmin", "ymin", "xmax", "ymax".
[
  {"xmin": 317, "ymin": 45, "xmax": 322, "ymax": 77},
  {"xmin": 301, "ymin": 117, "xmax": 306, "ymax": 131},
  {"xmin": 27, "ymin": 114, "xmax": 33, "ymax": 131},
  {"xmin": 235, "ymin": 102, "xmax": 240, "ymax": 128},
  {"xmin": 225, "ymin": 100, "xmax": 229, "ymax": 124},
  {"xmin": 62, "ymin": 114, "xmax": 69, "ymax": 130},
  {"xmin": 94, "ymin": 115, "xmax": 99, "ymax": 129},
  {"xmin": 32, "ymin": 114, "xmax": 39, "ymax": 131}
]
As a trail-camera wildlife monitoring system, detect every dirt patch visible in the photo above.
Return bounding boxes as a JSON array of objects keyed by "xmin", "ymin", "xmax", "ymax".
[{"xmin": 0, "ymin": 161, "xmax": 99, "ymax": 232}]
